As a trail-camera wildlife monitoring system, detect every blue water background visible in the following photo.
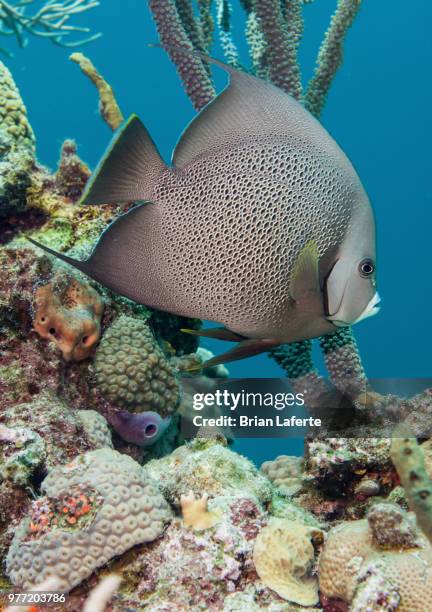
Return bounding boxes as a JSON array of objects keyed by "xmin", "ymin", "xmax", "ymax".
[{"xmin": 6, "ymin": 1, "xmax": 431, "ymax": 464}]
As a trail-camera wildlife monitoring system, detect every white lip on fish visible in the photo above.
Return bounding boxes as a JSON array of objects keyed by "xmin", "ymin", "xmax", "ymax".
[{"xmin": 332, "ymin": 292, "xmax": 381, "ymax": 327}]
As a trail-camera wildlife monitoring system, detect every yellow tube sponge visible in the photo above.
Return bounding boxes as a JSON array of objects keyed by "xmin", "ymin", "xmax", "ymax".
[{"xmin": 70, "ymin": 52, "xmax": 124, "ymax": 131}]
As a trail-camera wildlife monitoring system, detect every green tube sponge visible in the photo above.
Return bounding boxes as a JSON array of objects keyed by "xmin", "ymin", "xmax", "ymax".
[{"xmin": 391, "ymin": 427, "xmax": 432, "ymax": 544}]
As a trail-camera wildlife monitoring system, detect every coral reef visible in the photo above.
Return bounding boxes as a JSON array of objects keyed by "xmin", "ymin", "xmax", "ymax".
[
  {"xmin": 2, "ymin": 3, "xmax": 430, "ymax": 611},
  {"xmin": 0, "ymin": 61, "xmax": 34, "ymax": 219},
  {"xmin": 33, "ymin": 274, "xmax": 104, "ymax": 362},
  {"xmin": 94, "ymin": 315, "xmax": 180, "ymax": 416},
  {"xmin": 0, "ymin": 61, "xmax": 34, "ymax": 151},
  {"xmin": 6, "ymin": 449, "xmax": 172, "ymax": 591},
  {"xmin": 2, "ymin": 392, "xmax": 97, "ymax": 470},
  {"xmin": 0, "ymin": 423, "xmax": 45, "ymax": 485}
]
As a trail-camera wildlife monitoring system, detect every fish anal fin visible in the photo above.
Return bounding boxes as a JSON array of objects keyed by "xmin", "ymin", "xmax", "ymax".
[
  {"xmin": 81, "ymin": 114, "xmax": 166, "ymax": 205},
  {"xmin": 181, "ymin": 327, "xmax": 245, "ymax": 342},
  {"xmin": 289, "ymin": 240, "xmax": 320, "ymax": 301},
  {"xmin": 203, "ymin": 338, "xmax": 280, "ymax": 368},
  {"xmin": 27, "ymin": 237, "xmax": 90, "ymax": 274}
]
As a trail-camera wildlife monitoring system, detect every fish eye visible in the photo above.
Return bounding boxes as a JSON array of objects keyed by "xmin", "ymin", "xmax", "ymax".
[
  {"xmin": 359, "ymin": 259, "xmax": 374, "ymax": 277},
  {"xmin": 144, "ymin": 423, "xmax": 157, "ymax": 437}
]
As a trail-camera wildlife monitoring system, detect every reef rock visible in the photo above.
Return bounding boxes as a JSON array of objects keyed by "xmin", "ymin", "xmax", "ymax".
[{"xmin": 146, "ymin": 438, "xmax": 272, "ymax": 506}]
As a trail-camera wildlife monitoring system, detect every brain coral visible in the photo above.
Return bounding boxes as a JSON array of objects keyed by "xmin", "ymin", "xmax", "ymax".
[
  {"xmin": 0, "ymin": 61, "xmax": 35, "ymax": 218},
  {"xmin": 94, "ymin": 315, "xmax": 180, "ymax": 416},
  {"xmin": 33, "ymin": 274, "xmax": 104, "ymax": 362},
  {"xmin": 253, "ymin": 518, "xmax": 322, "ymax": 606},
  {"xmin": 318, "ymin": 503, "xmax": 432, "ymax": 611},
  {"xmin": 261, "ymin": 454, "xmax": 303, "ymax": 496},
  {"xmin": 76, "ymin": 409, "xmax": 113, "ymax": 449},
  {"xmin": 0, "ymin": 61, "xmax": 35, "ymax": 152},
  {"xmin": 6, "ymin": 448, "xmax": 172, "ymax": 591}
]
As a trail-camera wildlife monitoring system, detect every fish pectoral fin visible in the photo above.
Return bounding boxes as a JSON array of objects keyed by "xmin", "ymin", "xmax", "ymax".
[
  {"xmin": 180, "ymin": 327, "xmax": 245, "ymax": 342},
  {"xmin": 80, "ymin": 114, "xmax": 166, "ymax": 205},
  {"xmin": 289, "ymin": 240, "xmax": 320, "ymax": 302},
  {"xmin": 202, "ymin": 338, "xmax": 280, "ymax": 368}
]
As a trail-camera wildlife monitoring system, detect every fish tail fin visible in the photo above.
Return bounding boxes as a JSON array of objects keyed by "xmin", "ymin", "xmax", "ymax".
[
  {"xmin": 80, "ymin": 114, "xmax": 166, "ymax": 206},
  {"xmin": 27, "ymin": 237, "xmax": 91, "ymax": 275}
]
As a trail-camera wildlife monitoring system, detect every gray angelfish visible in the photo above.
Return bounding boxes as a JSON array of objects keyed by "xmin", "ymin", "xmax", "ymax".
[{"xmin": 29, "ymin": 54, "xmax": 380, "ymax": 368}]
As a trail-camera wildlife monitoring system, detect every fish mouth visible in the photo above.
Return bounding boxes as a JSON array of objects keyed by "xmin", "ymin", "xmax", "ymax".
[
  {"xmin": 329, "ymin": 292, "xmax": 381, "ymax": 328},
  {"xmin": 354, "ymin": 291, "xmax": 381, "ymax": 324}
]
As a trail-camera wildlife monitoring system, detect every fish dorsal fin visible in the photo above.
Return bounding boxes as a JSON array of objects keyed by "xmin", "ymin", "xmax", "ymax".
[
  {"xmin": 172, "ymin": 54, "xmax": 321, "ymax": 168},
  {"xmin": 81, "ymin": 114, "xmax": 166, "ymax": 205},
  {"xmin": 289, "ymin": 240, "xmax": 320, "ymax": 302}
]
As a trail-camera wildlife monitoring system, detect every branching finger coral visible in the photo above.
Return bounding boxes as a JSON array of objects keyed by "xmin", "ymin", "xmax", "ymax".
[
  {"xmin": 319, "ymin": 326, "xmax": 367, "ymax": 398},
  {"xmin": 174, "ymin": 0, "xmax": 207, "ymax": 56},
  {"xmin": 0, "ymin": 0, "xmax": 101, "ymax": 56},
  {"xmin": 269, "ymin": 341, "xmax": 330, "ymax": 416},
  {"xmin": 216, "ymin": 0, "xmax": 240, "ymax": 68}
]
